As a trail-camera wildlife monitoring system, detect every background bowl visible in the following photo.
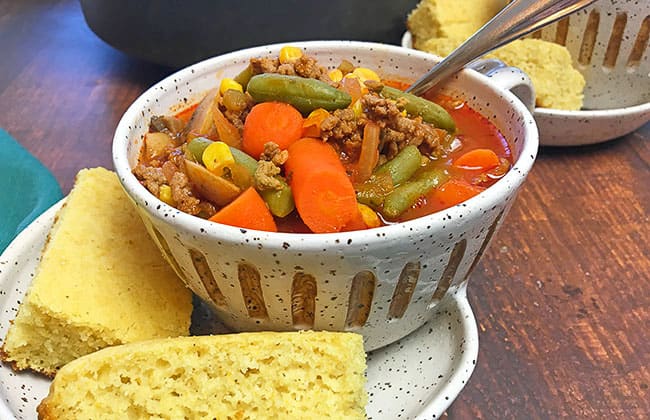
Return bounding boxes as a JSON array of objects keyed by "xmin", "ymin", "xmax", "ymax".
[
  {"xmin": 80, "ymin": 0, "xmax": 419, "ymax": 68},
  {"xmin": 112, "ymin": 41, "xmax": 538, "ymax": 351},
  {"xmin": 401, "ymin": 31, "xmax": 650, "ymax": 146},
  {"xmin": 527, "ymin": 0, "xmax": 650, "ymax": 145},
  {"xmin": 401, "ymin": 0, "xmax": 650, "ymax": 146}
]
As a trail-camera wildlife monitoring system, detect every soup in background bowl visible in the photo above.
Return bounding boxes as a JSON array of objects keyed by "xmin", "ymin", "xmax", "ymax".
[{"xmin": 113, "ymin": 41, "xmax": 538, "ymax": 351}]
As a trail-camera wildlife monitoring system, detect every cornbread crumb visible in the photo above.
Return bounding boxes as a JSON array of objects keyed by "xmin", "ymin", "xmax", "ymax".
[
  {"xmin": 1, "ymin": 167, "xmax": 192, "ymax": 377},
  {"xmin": 407, "ymin": 0, "xmax": 509, "ymax": 49},
  {"xmin": 37, "ymin": 331, "xmax": 367, "ymax": 419}
]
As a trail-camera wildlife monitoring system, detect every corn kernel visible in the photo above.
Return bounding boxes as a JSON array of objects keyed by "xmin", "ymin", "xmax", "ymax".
[
  {"xmin": 351, "ymin": 100, "xmax": 363, "ymax": 118},
  {"xmin": 328, "ymin": 68, "xmax": 343, "ymax": 83},
  {"xmin": 279, "ymin": 46, "xmax": 303, "ymax": 64},
  {"xmin": 358, "ymin": 203, "xmax": 381, "ymax": 228},
  {"xmin": 219, "ymin": 78, "xmax": 243, "ymax": 95},
  {"xmin": 351, "ymin": 67, "xmax": 381, "ymax": 84},
  {"xmin": 159, "ymin": 184, "xmax": 174, "ymax": 206},
  {"xmin": 304, "ymin": 108, "xmax": 330, "ymax": 124},
  {"xmin": 303, "ymin": 108, "xmax": 330, "ymax": 127},
  {"xmin": 202, "ymin": 141, "xmax": 235, "ymax": 175},
  {"xmin": 303, "ymin": 108, "xmax": 330, "ymax": 137}
]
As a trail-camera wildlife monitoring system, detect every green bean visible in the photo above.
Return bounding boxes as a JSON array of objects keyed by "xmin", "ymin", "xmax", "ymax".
[
  {"xmin": 374, "ymin": 145, "xmax": 422, "ymax": 185},
  {"xmin": 229, "ymin": 146, "xmax": 295, "ymax": 217},
  {"xmin": 187, "ymin": 137, "xmax": 214, "ymax": 161},
  {"xmin": 382, "ymin": 168, "xmax": 450, "ymax": 219},
  {"xmin": 222, "ymin": 89, "xmax": 248, "ymax": 112},
  {"xmin": 356, "ymin": 146, "xmax": 422, "ymax": 208},
  {"xmin": 229, "ymin": 146, "xmax": 258, "ymax": 173},
  {"xmin": 356, "ymin": 173, "xmax": 393, "ymax": 208},
  {"xmin": 338, "ymin": 59, "xmax": 355, "ymax": 75},
  {"xmin": 233, "ymin": 64, "xmax": 254, "ymax": 89},
  {"xmin": 261, "ymin": 185, "xmax": 295, "ymax": 217},
  {"xmin": 247, "ymin": 74, "xmax": 351, "ymax": 114},
  {"xmin": 380, "ymin": 86, "xmax": 456, "ymax": 133}
]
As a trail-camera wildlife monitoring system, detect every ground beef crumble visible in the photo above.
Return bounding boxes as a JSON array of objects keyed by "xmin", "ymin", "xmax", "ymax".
[
  {"xmin": 134, "ymin": 157, "xmax": 211, "ymax": 216},
  {"xmin": 169, "ymin": 170, "xmax": 202, "ymax": 215},
  {"xmin": 254, "ymin": 161, "xmax": 283, "ymax": 191},
  {"xmin": 320, "ymin": 108, "xmax": 363, "ymax": 159},
  {"xmin": 362, "ymin": 92, "xmax": 444, "ymax": 159},
  {"xmin": 261, "ymin": 142, "xmax": 288, "ymax": 166},
  {"xmin": 253, "ymin": 142, "xmax": 287, "ymax": 191},
  {"xmin": 133, "ymin": 164, "xmax": 166, "ymax": 197},
  {"xmin": 250, "ymin": 56, "xmax": 329, "ymax": 82}
]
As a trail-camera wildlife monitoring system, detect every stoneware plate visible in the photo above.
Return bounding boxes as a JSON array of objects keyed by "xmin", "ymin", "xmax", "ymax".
[
  {"xmin": 0, "ymin": 200, "xmax": 479, "ymax": 420},
  {"xmin": 401, "ymin": 31, "xmax": 650, "ymax": 146}
]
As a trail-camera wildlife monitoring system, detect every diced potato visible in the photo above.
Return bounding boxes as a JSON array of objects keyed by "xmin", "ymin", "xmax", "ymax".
[
  {"xmin": 184, "ymin": 159, "xmax": 240, "ymax": 206},
  {"xmin": 144, "ymin": 132, "xmax": 173, "ymax": 162}
]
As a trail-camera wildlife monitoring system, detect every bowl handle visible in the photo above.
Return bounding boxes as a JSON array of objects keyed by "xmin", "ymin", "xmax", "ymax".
[{"xmin": 468, "ymin": 59, "xmax": 536, "ymax": 112}]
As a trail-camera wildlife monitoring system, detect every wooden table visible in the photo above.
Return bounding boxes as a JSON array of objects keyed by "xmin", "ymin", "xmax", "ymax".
[{"xmin": 1, "ymin": 1, "xmax": 648, "ymax": 418}]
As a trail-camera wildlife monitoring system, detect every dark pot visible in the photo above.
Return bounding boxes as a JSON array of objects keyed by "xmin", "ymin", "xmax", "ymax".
[{"xmin": 80, "ymin": 0, "xmax": 419, "ymax": 68}]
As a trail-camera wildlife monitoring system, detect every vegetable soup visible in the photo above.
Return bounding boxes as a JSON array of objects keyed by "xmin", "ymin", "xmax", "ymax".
[{"xmin": 134, "ymin": 46, "xmax": 511, "ymax": 233}]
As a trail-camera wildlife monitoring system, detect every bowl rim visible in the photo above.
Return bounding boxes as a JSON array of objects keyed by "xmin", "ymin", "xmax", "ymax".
[{"xmin": 113, "ymin": 40, "xmax": 538, "ymax": 249}]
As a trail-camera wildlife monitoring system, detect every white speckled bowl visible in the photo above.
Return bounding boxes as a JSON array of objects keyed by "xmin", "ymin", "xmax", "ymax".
[
  {"xmin": 112, "ymin": 41, "xmax": 538, "ymax": 351},
  {"xmin": 530, "ymin": 0, "xmax": 650, "ymax": 146},
  {"xmin": 402, "ymin": 0, "xmax": 650, "ymax": 147}
]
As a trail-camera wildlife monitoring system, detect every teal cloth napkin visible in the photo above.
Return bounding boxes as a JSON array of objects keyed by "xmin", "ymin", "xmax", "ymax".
[{"xmin": 0, "ymin": 129, "xmax": 63, "ymax": 253}]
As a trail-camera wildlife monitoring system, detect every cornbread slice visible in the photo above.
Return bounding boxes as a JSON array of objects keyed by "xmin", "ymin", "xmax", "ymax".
[
  {"xmin": 1, "ymin": 167, "xmax": 192, "ymax": 377},
  {"xmin": 407, "ymin": 0, "xmax": 509, "ymax": 49},
  {"xmin": 419, "ymin": 37, "xmax": 586, "ymax": 110},
  {"xmin": 37, "ymin": 331, "xmax": 368, "ymax": 419},
  {"xmin": 488, "ymin": 39, "xmax": 585, "ymax": 110},
  {"xmin": 416, "ymin": 35, "xmax": 467, "ymax": 57}
]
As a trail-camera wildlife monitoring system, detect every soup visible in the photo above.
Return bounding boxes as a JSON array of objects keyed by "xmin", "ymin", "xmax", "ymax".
[{"xmin": 133, "ymin": 46, "xmax": 511, "ymax": 233}]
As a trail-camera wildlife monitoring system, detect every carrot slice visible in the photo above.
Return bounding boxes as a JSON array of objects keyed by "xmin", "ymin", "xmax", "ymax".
[
  {"xmin": 209, "ymin": 187, "xmax": 277, "ymax": 232},
  {"xmin": 453, "ymin": 148, "xmax": 500, "ymax": 171},
  {"xmin": 285, "ymin": 138, "xmax": 358, "ymax": 233},
  {"xmin": 341, "ymin": 211, "xmax": 367, "ymax": 232},
  {"xmin": 242, "ymin": 102, "xmax": 303, "ymax": 158},
  {"xmin": 342, "ymin": 204, "xmax": 375, "ymax": 232},
  {"xmin": 175, "ymin": 103, "xmax": 199, "ymax": 123},
  {"xmin": 431, "ymin": 179, "xmax": 485, "ymax": 208}
]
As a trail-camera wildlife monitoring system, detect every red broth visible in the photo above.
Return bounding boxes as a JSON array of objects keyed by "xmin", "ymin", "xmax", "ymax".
[{"xmin": 400, "ymin": 98, "xmax": 511, "ymax": 221}]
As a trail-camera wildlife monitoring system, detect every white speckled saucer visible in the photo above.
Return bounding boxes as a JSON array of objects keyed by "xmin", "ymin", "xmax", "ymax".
[{"xmin": 0, "ymin": 201, "xmax": 479, "ymax": 420}]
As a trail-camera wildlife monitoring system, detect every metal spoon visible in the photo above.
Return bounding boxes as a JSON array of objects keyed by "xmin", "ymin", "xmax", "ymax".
[{"xmin": 406, "ymin": 0, "xmax": 598, "ymax": 96}]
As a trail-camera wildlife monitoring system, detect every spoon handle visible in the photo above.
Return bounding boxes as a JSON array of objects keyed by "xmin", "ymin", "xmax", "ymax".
[{"xmin": 406, "ymin": 0, "xmax": 597, "ymax": 96}]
